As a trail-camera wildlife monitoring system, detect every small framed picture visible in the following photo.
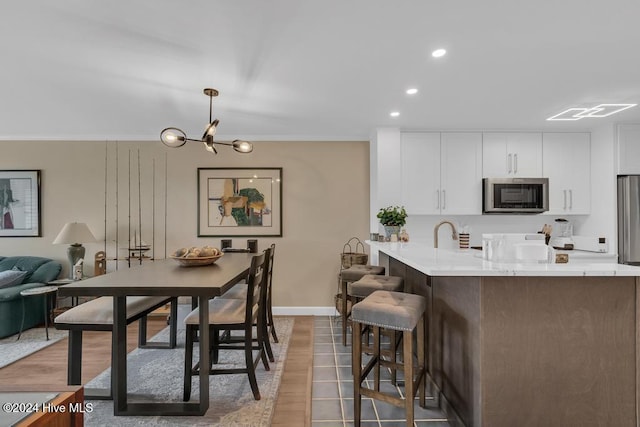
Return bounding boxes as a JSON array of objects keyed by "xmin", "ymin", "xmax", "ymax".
[
  {"xmin": 0, "ymin": 170, "xmax": 42, "ymax": 237},
  {"xmin": 197, "ymin": 167, "xmax": 282, "ymax": 237}
]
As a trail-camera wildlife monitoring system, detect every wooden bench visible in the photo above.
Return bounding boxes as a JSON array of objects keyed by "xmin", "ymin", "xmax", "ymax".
[{"xmin": 54, "ymin": 295, "xmax": 178, "ymax": 400}]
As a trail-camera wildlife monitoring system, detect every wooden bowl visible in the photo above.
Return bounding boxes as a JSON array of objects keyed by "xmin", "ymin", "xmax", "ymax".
[{"xmin": 170, "ymin": 253, "xmax": 223, "ymax": 267}]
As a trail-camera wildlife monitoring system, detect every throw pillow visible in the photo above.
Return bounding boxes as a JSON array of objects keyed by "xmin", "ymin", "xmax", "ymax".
[{"xmin": 0, "ymin": 269, "xmax": 29, "ymax": 289}]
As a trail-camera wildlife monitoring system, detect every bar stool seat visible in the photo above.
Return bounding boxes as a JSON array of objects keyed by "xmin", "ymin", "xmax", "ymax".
[
  {"xmin": 341, "ymin": 265, "xmax": 385, "ymax": 282},
  {"xmin": 351, "ymin": 290, "xmax": 427, "ymax": 427},
  {"xmin": 339, "ymin": 265, "xmax": 385, "ymax": 346},
  {"xmin": 348, "ymin": 274, "xmax": 404, "ymax": 299},
  {"xmin": 352, "ymin": 290, "xmax": 424, "ymax": 330}
]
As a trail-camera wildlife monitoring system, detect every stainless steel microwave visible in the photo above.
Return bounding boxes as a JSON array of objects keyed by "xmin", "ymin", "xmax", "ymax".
[{"xmin": 483, "ymin": 178, "xmax": 549, "ymax": 214}]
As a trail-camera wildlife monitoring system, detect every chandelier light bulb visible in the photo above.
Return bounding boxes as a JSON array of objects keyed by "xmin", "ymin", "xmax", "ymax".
[
  {"xmin": 432, "ymin": 48, "xmax": 447, "ymax": 58},
  {"xmin": 233, "ymin": 140, "xmax": 254, "ymax": 153},
  {"xmin": 203, "ymin": 119, "xmax": 219, "ymax": 139},
  {"xmin": 203, "ymin": 140, "xmax": 217, "ymax": 154},
  {"xmin": 160, "ymin": 128, "xmax": 187, "ymax": 147}
]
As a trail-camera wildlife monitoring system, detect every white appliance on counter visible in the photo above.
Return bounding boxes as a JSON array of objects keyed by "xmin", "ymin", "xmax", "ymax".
[
  {"xmin": 571, "ymin": 235, "xmax": 609, "ymax": 253},
  {"xmin": 482, "ymin": 233, "xmax": 550, "ymax": 263},
  {"xmin": 548, "ymin": 218, "xmax": 574, "ymax": 250}
]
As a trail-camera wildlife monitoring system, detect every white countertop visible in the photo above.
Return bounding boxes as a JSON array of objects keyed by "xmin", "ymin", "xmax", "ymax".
[{"xmin": 366, "ymin": 241, "xmax": 640, "ymax": 277}]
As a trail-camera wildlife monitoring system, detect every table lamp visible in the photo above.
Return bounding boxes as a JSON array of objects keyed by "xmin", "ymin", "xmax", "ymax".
[{"xmin": 53, "ymin": 222, "xmax": 97, "ymax": 279}]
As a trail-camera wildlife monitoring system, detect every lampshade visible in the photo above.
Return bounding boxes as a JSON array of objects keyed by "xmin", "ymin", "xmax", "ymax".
[{"xmin": 53, "ymin": 222, "xmax": 97, "ymax": 245}]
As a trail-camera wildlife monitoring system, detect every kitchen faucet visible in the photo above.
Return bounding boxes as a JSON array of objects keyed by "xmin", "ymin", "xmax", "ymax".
[{"xmin": 434, "ymin": 220, "xmax": 458, "ymax": 248}]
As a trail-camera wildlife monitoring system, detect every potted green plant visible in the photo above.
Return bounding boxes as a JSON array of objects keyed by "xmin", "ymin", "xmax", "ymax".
[{"xmin": 377, "ymin": 205, "xmax": 407, "ymax": 238}]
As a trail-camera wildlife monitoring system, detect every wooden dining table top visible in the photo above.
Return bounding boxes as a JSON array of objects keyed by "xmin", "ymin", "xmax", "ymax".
[{"xmin": 57, "ymin": 253, "xmax": 255, "ymax": 298}]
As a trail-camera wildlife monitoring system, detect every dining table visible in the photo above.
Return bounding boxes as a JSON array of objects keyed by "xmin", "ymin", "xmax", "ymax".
[{"xmin": 57, "ymin": 252, "xmax": 254, "ymax": 416}]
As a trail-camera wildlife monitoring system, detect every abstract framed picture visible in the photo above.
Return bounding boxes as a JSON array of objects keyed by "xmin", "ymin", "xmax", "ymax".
[
  {"xmin": 197, "ymin": 167, "xmax": 283, "ymax": 237},
  {"xmin": 0, "ymin": 170, "xmax": 41, "ymax": 237}
]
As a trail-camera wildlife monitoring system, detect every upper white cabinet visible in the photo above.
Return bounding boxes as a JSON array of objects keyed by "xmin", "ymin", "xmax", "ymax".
[
  {"xmin": 401, "ymin": 132, "xmax": 482, "ymax": 215},
  {"xmin": 542, "ymin": 132, "xmax": 590, "ymax": 215},
  {"xmin": 617, "ymin": 124, "xmax": 640, "ymax": 174},
  {"xmin": 482, "ymin": 132, "xmax": 543, "ymax": 177},
  {"xmin": 441, "ymin": 133, "xmax": 483, "ymax": 214},
  {"xmin": 401, "ymin": 133, "xmax": 441, "ymax": 215}
]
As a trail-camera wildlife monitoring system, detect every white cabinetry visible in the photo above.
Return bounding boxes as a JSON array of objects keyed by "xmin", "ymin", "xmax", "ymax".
[
  {"xmin": 542, "ymin": 132, "xmax": 590, "ymax": 215},
  {"xmin": 441, "ymin": 133, "xmax": 483, "ymax": 214},
  {"xmin": 401, "ymin": 133, "xmax": 440, "ymax": 215},
  {"xmin": 617, "ymin": 124, "xmax": 640, "ymax": 174},
  {"xmin": 482, "ymin": 132, "xmax": 543, "ymax": 177},
  {"xmin": 401, "ymin": 132, "xmax": 482, "ymax": 215}
]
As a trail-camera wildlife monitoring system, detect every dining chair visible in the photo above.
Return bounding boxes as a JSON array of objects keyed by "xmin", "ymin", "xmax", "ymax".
[
  {"xmin": 220, "ymin": 243, "xmax": 277, "ymax": 361},
  {"xmin": 265, "ymin": 244, "xmax": 278, "ymax": 343},
  {"xmin": 183, "ymin": 248, "xmax": 271, "ymax": 401}
]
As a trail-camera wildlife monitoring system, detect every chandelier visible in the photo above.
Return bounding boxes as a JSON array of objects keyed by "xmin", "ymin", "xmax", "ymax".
[{"xmin": 160, "ymin": 88, "xmax": 253, "ymax": 154}]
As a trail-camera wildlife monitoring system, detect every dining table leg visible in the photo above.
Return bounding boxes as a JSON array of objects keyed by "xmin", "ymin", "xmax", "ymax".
[
  {"xmin": 108, "ymin": 295, "xmax": 211, "ymax": 416},
  {"xmin": 197, "ymin": 295, "xmax": 210, "ymax": 414}
]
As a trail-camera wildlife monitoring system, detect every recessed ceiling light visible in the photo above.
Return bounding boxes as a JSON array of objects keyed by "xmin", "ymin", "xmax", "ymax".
[
  {"xmin": 432, "ymin": 49, "xmax": 447, "ymax": 58},
  {"xmin": 406, "ymin": 88, "xmax": 418, "ymax": 95},
  {"xmin": 390, "ymin": 111, "xmax": 400, "ymax": 117}
]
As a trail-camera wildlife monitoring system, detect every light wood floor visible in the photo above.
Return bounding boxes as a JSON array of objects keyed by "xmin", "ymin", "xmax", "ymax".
[
  {"xmin": 272, "ymin": 316, "xmax": 314, "ymax": 427},
  {"xmin": 0, "ymin": 316, "xmax": 313, "ymax": 426}
]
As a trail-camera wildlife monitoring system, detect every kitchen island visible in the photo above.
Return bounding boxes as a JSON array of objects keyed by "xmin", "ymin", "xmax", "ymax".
[{"xmin": 367, "ymin": 241, "xmax": 640, "ymax": 427}]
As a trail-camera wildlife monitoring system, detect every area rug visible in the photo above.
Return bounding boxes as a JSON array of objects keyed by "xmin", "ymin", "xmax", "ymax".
[
  {"xmin": 0, "ymin": 328, "xmax": 68, "ymax": 368},
  {"xmin": 85, "ymin": 317, "xmax": 293, "ymax": 426}
]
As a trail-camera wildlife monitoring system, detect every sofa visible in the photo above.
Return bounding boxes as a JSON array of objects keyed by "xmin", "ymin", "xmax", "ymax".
[{"xmin": 0, "ymin": 256, "xmax": 62, "ymax": 338}]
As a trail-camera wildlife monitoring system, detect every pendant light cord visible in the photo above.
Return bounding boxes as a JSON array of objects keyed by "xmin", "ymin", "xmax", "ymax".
[{"xmin": 209, "ymin": 93, "xmax": 213, "ymax": 123}]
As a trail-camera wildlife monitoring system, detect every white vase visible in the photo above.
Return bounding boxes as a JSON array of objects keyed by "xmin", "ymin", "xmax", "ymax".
[{"xmin": 383, "ymin": 225, "xmax": 401, "ymax": 239}]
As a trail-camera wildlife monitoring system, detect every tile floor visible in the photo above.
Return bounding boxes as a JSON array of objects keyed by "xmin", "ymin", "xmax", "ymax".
[{"xmin": 311, "ymin": 316, "xmax": 451, "ymax": 427}]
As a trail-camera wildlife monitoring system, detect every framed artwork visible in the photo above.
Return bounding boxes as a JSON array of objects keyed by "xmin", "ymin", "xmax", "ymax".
[
  {"xmin": 197, "ymin": 167, "xmax": 283, "ymax": 237},
  {"xmin": 0, "ymin": 170, "xmax": 41, "ymax": 237}
]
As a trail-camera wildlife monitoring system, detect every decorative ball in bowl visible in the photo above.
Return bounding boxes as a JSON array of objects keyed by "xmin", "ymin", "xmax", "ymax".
[{"xmin": 170, "ymin": 246, "xmax": 223, "ymax": 267}]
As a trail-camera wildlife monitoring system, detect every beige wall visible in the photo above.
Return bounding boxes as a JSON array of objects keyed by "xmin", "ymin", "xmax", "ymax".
[{"xmin": 0, "ymin": 140, "xmax": 370, "ymax": 309}]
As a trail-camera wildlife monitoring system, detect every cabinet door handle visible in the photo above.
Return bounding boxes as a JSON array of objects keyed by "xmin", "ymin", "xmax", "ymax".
[
  {"xmin": 507, "ymin": 154, "xmax": 512, "ymax": 173},
  {"xmin": 569, "ymin": 189, "xmax": 573, "ymax": 209},
  {"xmin": 563, "ymin": 190, "xmax": 567, "ymax": 210},
  {"xmin": 442, "ymin": 190, "xmax": 446, "ymax": 210},
  {"xmin": 435, "ymin": 190, "xmax": 440, "ymax": 209},
  {"xmin": 514, "ymin": 154, "xmax": 518, "ymax": 173}
]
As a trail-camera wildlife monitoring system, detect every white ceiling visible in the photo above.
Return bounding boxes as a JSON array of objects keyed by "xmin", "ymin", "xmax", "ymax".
[{"xmin": 1, "ymin": 0, "xmax": 639, "ymax": 141}]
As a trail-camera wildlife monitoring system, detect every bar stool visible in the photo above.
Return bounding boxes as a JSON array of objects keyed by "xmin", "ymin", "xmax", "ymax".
[
  {"xmin": 349, "ymin": 274, "xmax": 404, "ymax": 381},
  {"xmin": 351, "ymin": 290, "xmax": 427, "ymax": 427},
  {"xmin": 339, "ymin": 264, "xmax": 385, "ymax": 345}
]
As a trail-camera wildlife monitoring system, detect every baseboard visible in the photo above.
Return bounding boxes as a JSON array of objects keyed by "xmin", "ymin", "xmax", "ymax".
[
  {"xmin": 273, "ymin": 306, "xmax": 337, "ymax": 316},
  {"xmin": 429, "ymin": 374, "xmax": 466, "ymax": 427}
]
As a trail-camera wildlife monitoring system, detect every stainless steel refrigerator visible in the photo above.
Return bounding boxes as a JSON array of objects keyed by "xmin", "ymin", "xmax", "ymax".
[{"xmin": 618, "ymin": 175, "xmax": 640, "ymax": 264}]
